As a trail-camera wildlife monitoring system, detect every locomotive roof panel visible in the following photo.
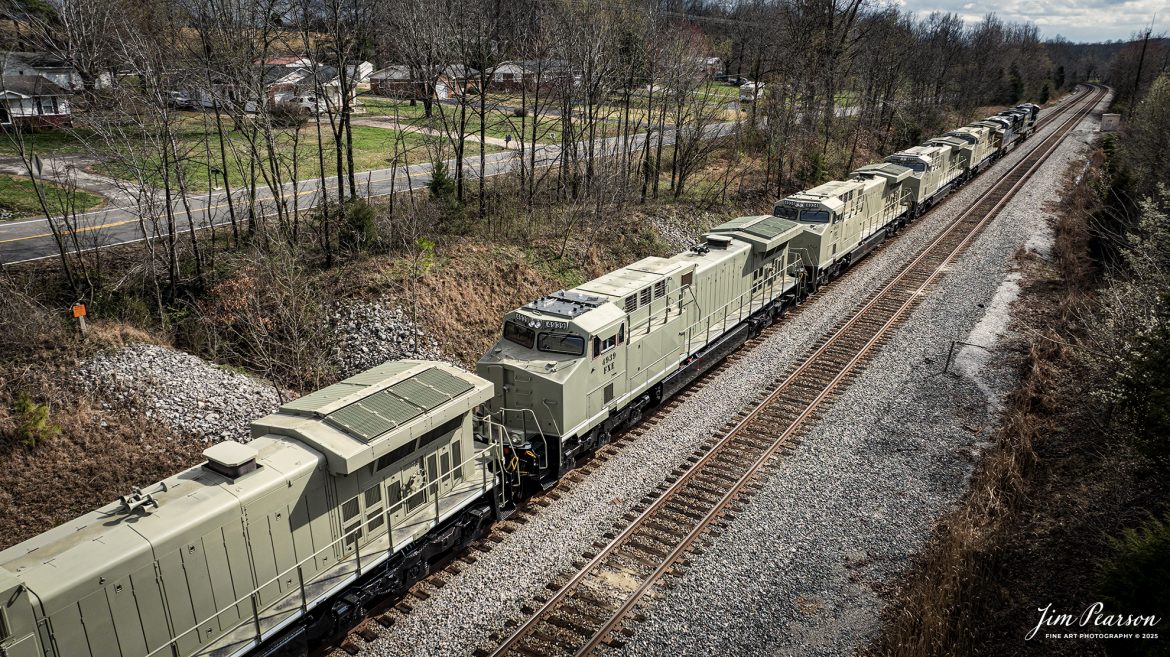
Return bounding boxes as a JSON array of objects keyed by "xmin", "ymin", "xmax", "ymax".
[
  {"xmin": 929, "ymin": 135, "xmax": 968, "ymax": 149},
  {"xmin": 948, "ymin": 126, "xmax": 988, "ymax": 141},
  {"xmin": 253, "ymin": 361, "xmax": 492, "ymax": 474},
  {"xmin": 283, "ymin": 360, "xmax": 417, "ymax": 414},
  {"xmin": 709, "ymin": 215, "xmax": 802, "ymax": 251},
  {"xmin": 577, "ymin": 267, "xmax": 662, "ymax": 300},
  {"xmin": 523, "ymin": 289, "xmax": 608, "ymax": 318},
  {"xmin": 896, "ymin": 145, "xmax": 949, "ymax": 160},
  {"xmin": 627, "ymin": 256, "xmax": 688, "ymax": 276},
  {"xmin": 781, "ymin": 186, "xmax": 847, "ymax": 212},
  {"xmin": 852, "ymin": 161, "xmax": 913, "ymax": 182}
]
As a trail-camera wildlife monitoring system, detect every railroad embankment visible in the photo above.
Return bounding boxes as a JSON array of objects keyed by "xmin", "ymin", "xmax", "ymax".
[
  {"xmin": 601, "ymin": 87, "xmax": 1113, "ymax": 657},
  {"xmin": 867, "ymin": 87, "xmax": 1170, "ymax": 657}
]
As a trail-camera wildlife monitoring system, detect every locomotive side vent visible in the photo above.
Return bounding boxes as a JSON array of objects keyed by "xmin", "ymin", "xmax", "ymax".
[{"xmin": 203, "ymin": 441, "xmax": 259, "ymax": 479}]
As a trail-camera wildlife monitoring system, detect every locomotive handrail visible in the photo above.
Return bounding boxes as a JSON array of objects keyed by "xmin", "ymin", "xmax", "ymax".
[
  {"xmin": 488, "ymin": 407, "xmax": 551, "ymax": 471},
  {"xmin": 140, "ymin": 442, "xmax": 502, "ymax": 657}
]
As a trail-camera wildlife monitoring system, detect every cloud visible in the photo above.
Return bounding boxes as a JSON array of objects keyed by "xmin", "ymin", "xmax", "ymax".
[{"xmin": 898, "ymin": 0, "xmax": 1165, "ymax": 41}]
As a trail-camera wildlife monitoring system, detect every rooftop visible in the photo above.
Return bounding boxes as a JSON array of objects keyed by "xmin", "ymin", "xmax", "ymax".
[
  {"xmin": 253, "ymin": 360, "xmax": 492, "ymax": 474},
  {"xmin": 0, "ymin": 74, "xmax": 68, "ymax": 97},
  {"xmin": 0, "ymin": 51, "xmax": 72, "ymax": 70}
]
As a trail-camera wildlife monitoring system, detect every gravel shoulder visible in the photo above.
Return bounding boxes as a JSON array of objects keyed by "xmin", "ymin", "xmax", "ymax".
[
  {"xmin": 76, "ymin": 343, "xmax": 282, "ymax": 443},
  {"xmin": 76, "ymin": 301, "xmax": 450, "ymax": 443},
  {"xmin": 361, "ymin": 92, "xmax": 1104, "ymax": 657}
]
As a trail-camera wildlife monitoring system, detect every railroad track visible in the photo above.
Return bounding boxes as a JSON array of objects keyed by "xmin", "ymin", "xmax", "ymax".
[{"xmin": 477, "ymin": 85, "xmax": 1105, "ymax": 657}]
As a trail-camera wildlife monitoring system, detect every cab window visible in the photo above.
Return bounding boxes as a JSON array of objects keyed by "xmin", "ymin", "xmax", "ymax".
[
  {"xmin": 800, "ymin": 210, "xmax": 831, "ymax": 223},
  {"xmin": 503, "ymin": 320, "xmax": 535, "ymax": 349},
  {"xmin": 592, "ymin": 334, "xmax": 617, "ymax": 357},
  {"xmin": 538, "ymin": 332, "xmax": 585, "ymax": 356}
]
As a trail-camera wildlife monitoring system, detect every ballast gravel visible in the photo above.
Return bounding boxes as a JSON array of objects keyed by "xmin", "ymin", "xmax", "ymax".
[
  {"xmin": 362, "ymin": 89, "xmax": 1104, "ymax": 657},
  {"xmin": 77, "ymin": 301, "xmax": 450, "ymax": 442},
  {"xmin": 76, "ymin": 343, "xmax": 281, "ymax": 443}
]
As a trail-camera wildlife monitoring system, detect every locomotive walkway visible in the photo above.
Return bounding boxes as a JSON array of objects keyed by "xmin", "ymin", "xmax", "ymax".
[
  {"xmin": 0, "ymin": 122, "xmax": 734, "ymax": 265},
  {"xmin": 476, "ymin": 85, "xmax": 1106, "ymax": 657}
]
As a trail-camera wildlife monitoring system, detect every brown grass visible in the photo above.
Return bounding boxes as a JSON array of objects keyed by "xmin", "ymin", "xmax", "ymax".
[
  {"xmin": 0, "ymin": 286, "xmax": 204, "ymax": 550},
  {"xmin": 0, "ymin": 392, "xmax": 206, "ymax": 550},
  {"xmin": 346, "ymin": 220, "xmax": 671, "ymax": 368}
]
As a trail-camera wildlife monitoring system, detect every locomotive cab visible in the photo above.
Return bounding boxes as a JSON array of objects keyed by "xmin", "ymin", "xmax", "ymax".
[
  {"xmin": 1016, "ymin": 103, "xmax": 1040, "ymax": 126},
  {"xmin": 946, "ymin": 126, "xmax": 994, "ymax": 172},
  {"xmin": 478, "ymin": 291, "xmax": 627, "ymax": 488},
  {"xmin": 480, "ymin": 256, "xmax": 704, "ymax": 492}
]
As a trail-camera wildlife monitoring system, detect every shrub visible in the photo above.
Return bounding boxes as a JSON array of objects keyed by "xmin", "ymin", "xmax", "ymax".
[
  {"xmin": 1096, "ymin": 514, "xmax": 1170, "ymax": 657},
  {"xmin": 512, "ymin": 106, "xmax": 528, "ymax": 118},
  {"xmin": 196, "ymin": 246, "xmax": 336, "ymax": 395},
  {"xmin": 1116, "ymin": 291, "xmax": 1170, "ymax": 465},
  {"xmin": 428, "ymin": 160, "xmax": 456, "ymax": 202},
  {"xmin": 271, "ymin": 101, "xmax": 309, "ymax": 128},
  {"xmin": 339, "ymin": 198, "xmax": 378, "ymax": 251},
  {"xmin": 12, "ymin": 393, "xmax": 60, "ymax": 448}
]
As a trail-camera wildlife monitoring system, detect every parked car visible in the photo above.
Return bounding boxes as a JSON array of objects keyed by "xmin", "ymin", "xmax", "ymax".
[
  {"xmin": 165, "ymin": 90, "xmax": 195, "ymax": 110},
  {"xmin": 290, "ymin": 95, "xmax": 324, "ymax": 114},
  {"xmin": 739, "ymin": 81, "xmax": 765, "ymax": 102}
]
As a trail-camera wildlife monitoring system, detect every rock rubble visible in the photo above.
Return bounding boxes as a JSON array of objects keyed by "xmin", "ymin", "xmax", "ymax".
[
  {"xmin": 76, "ymin": 343, "xmax": 281, "ymax": 443},
  {"xmin": 329, "ymin": 301, "xmax": 450, "ymax": 377}
]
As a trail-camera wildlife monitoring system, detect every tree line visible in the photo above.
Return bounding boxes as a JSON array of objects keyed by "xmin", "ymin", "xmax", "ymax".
[{"xmin": 0, "ymin": 0, "xmax": 1103, "ymax": 317}]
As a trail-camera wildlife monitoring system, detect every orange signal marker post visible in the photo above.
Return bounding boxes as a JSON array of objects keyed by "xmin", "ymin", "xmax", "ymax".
[{"xmin": 71, "ymin": 303, "xmax": 87, "ymax": 335}]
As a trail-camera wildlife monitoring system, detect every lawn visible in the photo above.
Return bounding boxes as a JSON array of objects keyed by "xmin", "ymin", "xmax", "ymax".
[
  {"xmin": 358, "ymin": 93, "xmax": 561, "ymax": 143},
  {"xmin": 699, "ymin": 82, "xmax": 742, "ymax": 100},
  {"xmin": 93, "ymin": 117, "xmax": 505, "ymax": 193},
  {"xmin": 0, "ymin": 175, "xmax": 104, "ymax": 219},
  {"xmin": 0, "ymin": 128, "xmax": 96, "ymax": 158}
]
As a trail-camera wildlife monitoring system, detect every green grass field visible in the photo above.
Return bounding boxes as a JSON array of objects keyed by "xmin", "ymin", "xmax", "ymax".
[
  {"xmin": 0, "ymin": 175, "xmax": 104, "ymax": 220},
  {"xmin": 0, "ymin": 129, "xmax": 96, "ymax": 158},
  {"xmin": 357, "ymin": 93, "xmax": 561, "ymax": 143}
]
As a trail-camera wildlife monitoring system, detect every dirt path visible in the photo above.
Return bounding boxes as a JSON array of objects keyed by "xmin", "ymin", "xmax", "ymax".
[{"xmin": 0, "ymin": 154, "xmax": 137, "ymax": 209}]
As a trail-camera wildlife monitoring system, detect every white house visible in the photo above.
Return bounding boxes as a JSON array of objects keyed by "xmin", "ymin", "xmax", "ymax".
[
  {"xmin": 1, "ymin": 75, "xmax": 72, "ymax": 128},
  {"xmin": 1, "ymin": 52, "xmax": 81, "ymax": 91},
  {"xmin": 345, "ymin": 61, "xmax": 374, "ymax": 84},
  {"xmin": 1, "ymin": 52, "xmax": 77, "ymax": 128}
]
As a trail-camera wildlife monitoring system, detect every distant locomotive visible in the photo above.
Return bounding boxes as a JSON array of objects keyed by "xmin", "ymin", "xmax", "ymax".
[
  {"xmin": 477, "ymin": 103, "xmax": 1041, "ymax": 490},
  {"xmin": 0, "ymin": 98, "xmax": 1050, "ymax": 657}
]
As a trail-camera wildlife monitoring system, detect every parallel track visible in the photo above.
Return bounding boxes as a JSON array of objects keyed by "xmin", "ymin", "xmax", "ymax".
[{"xmin": 480, "ymin": 84, "xmax": 1105, "ymax": 657}]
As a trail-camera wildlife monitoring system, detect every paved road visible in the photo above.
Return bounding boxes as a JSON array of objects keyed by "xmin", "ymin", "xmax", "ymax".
[{"xmin": 0, "ymin": 122, "xmax": 732, "ymax": 265}]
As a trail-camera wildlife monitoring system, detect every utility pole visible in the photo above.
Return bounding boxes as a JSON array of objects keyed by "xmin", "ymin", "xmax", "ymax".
[{"xmin": 1132, "ymin": 23, "xmax": 1152, "ymax": 104}]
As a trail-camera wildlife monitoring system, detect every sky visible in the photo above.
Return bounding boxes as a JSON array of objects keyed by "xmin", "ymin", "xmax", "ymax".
[{"xmin": 894, "ymin": 0, "xmax": 1165, "ymax": 42}]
